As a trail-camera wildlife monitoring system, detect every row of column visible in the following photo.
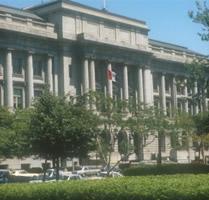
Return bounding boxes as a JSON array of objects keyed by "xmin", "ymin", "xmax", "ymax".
[
  {"xmin": 82, "ymin": 58, "xmax": 153, "ymax": 105},
  {"xmin": 3, "ymin": 49, "xmax": 57, "ymax": 109},
  {"xmin": 159, "ymin": 73, "xmax": 207, "ymax": 115},
  {"xmin": 83, "ymin": 58, "xmax": 207, "ymax": 115}
]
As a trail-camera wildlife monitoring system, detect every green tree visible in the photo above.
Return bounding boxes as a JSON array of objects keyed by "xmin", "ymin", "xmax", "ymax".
[
  {"xmin": 189, "ymin": 0, "xmax": 209, "ymax": 41},
  {"xmin": 150, "ymin": 108, "xmax": 173, "ymax": 164},
  {"xmin": 94, "ymin": 92, "xmax": 127, "ymax": 173},
  {"xmin": 193, "ymin": 112, "xmax": 209, "ymax": 163},
  {"xmin": 0, "ymin": 107, "xmax": 15, "ymax": 160},
  {"xmin": 186, "ymin": 59, "xmax": 209, "ymax": 112},
  {"xmin": 28, "ymin": 90, "xmax": 98, "ymax": 180},
  {"xmin": 0, "ymin": 107, "xmax": 30, "ymax": 161},
  {"xmin": 126, "ymin": 103, "xmax": 156, "ymax": 161},
  {"xmin": 174, "ymin": 112, "xmax": 195, "ymax": 163}
]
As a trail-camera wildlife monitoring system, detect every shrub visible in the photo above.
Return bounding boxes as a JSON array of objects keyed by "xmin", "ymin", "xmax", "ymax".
[
  {"xmin": 123, "ymin": 164, "xmax": 209, "ymax": 176},
  {"xmin": 0, "ymin": 175, "xmax": 209, "ymax": 200}
]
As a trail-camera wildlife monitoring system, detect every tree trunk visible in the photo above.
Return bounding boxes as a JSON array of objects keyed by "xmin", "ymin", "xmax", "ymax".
[
  {"xmin": 134, "ymin": 133, "xmax": 144, "ymax": 161},
  {"xmin": 157, "ymin": 132, "xmax": 162, "ymax": 165},
  {"xmin": 201, "ymin": 140, "xmax": 205, "ymax": 164},
  {"xmin": 52, "ymin": 157, "xmax": 56, "ymax": 169},
  {"xmin": 42, "ymin": 159, "xmax": 47, "ymax": 182},
  {"xmin": 55, "ymin": 157, "xmax": 60, "ymax": 181}
]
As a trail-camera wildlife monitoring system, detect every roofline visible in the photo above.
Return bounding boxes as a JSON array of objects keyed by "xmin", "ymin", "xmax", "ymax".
[
  {"xmin": 27, "ymin": 0, "xmax": 147, "ymax": 26},
  {"xmin": 149, "ymin": 39, "xmax": 205, "ymax": 56},
  {"xmin": 149, "ymin": 39, "xmax": 188, "ymax": 50},
  {"xmin": 0, "ymin": 4, "xmax": 43, "ymax": 21}
]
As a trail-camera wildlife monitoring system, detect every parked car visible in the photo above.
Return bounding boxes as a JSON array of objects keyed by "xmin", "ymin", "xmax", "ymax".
[
  {"xmin": 99, "ymin": 171, "xmax": 123, "ymax": 178},
  {"xmin": 67, "ymin": 174, "xmax": 83, "ymax": 180},
  {"xmin": 76, "ymin": 166, "xmax": 100, "ymax": 176},
  {"xmin": 10, "ymin": 169, "xmax": 40, "ymax": 182},
  {"xmin": 0, "ymin": 170, "xmax": 10, "ymax": 184},
  {"xmin": 45, "ymin": 169, "xmax": 71, "ymax": 180}
]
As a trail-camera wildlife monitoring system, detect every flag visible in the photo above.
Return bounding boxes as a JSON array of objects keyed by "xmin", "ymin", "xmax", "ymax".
[
  {"xmin": 107, "ymin": 69, "xmax": 112, "ymax": 80},
  {"xmin": 112, "ymin": 71, "xmax": 116, "ymax": 82}
]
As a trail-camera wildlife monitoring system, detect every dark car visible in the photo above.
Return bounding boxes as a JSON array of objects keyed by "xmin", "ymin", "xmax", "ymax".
[{"xmin": 0, "ymin": 170, "xmax": 10, "ymax": 183}]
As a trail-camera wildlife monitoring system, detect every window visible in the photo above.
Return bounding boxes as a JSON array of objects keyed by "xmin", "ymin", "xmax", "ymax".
[
  {"xmin": 13, "ymin": 58, "xmax": 23, "ymax": 75},
  {"xmin": 13, "ymin": 88, "xmax": 23, "ymax": 109},
  {"xmin": 34, "ymin": 90, "xmax": 43, "ymax": 97},
  {"xmin": 34, "ymin": 58, "xmax": 43, "ymax": 77},
  {"xmin": 166, "ymin": 101, "xmax": 171, "ymax": 117},
  {"xmin": 21, "ymin": 164, "xmax": 30, "ymax": 171},
  {"xmin": 154, "ymin": 96, "xmax": 160, "ymax": 109},
  {"xmin": 153, "ymin": 74, "xmax": 159, "ymax": 92},
  {"xmin": 160, "ymin": 134, "xmax": 166, "ymax": 152},
  {"xmin": 165, "ymin": 77, "xmax": 171, "ymax": 93}
]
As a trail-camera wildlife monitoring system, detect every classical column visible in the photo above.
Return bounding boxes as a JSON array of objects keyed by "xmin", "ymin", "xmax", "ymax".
[
  {"xmin": 89, "ymin": 60, "xmax": 96, "ymax": 91},
  {"xmin": 123, "ymin": 65, "xmax": 129, "ymax": 101},
  {"xmin": 137, "ymin": 67, "xmax": 144, "ymax": 103},
  {"xmin": 59, "ymin": 53, "xmax": 71, "ymax": 96},
  {"xmin": 5, "ymin": 49, "xmax": 13, "ymax": 108},
  {"xmin": 89, "ymin": 59, "xmax": 96, "ymax": 110},
  {"xmin": 184, "ymin": 79, "xmax": 189, "ymax": 113},
  {"xmin": 0, "ymin": 85, "xmax": 4, "ymax": 106},
  {"xmin": 107, "ymin": 62, "xmax": 113, "ymax": 98},
  {"xmin": 26, "ymin": 52, "xmax": 34, "ymax": 107},
  {"xmin": 143, "ymin": 66, "xmax": 153, "ymax": 105},
  {"xmin": 83, "ymin": 58, "xmax": 89, "ymax": 94},
  {"xmin": 53, "ymin": 56, "xmax": 59, "ymax": 96},
  {"xmin": 160, "ymin": 73, "xmax": 166, "ymax": 114},
  {"xmin": 204, "ymin": 88, "xmax": 208, "ymax": 112},
  {"xmin": 171, "ymin": 75, "xmax": 177, "ymax": 114},
  {"xmin": 47, "ymin": 55, "xmax": 53, "ymax": 92},
  {"xmin": 193, "ymin": 81, "xmax": 199, "ymax": 114}
]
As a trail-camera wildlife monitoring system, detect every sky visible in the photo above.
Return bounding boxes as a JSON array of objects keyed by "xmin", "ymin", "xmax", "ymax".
[{"xmin": 0, "ymin": 0, "xmax": 209, "ymax": 55}]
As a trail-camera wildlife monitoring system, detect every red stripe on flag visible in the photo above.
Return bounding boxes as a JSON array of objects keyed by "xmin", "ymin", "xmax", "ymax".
[{"xmin": 107, "ymin": 69, "xmax": 112, "ymax": 80}]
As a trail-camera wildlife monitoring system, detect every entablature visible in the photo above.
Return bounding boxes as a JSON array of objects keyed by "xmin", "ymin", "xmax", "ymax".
[{"xmin": 0, "ymin": 12, "xmax": 57, "ymax": 39}]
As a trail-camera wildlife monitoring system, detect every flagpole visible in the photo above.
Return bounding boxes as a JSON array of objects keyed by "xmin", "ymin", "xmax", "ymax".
[{"xmin": 103, "ymin": 0, "xmax": 106, "ymax": 10}]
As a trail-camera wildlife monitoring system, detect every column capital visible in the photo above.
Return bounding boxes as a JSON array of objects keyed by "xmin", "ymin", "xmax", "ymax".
[
  {"xmin": 47, "ymin": 53, "xmax": 54, "ymax": 58},
  {"xmin": 161, "ymin": 72, "xmax": 167, "ymax": 76},
  {"xmin": 6, "ymin": 48, "xmax": 14, "ymax": 52},
  {"xmin": 27, "ymin": 50, "xmax": 35, "ymax": 55},
  {"xmin": 143, "ymin": 64, "xmax": 151, "ymax": 70}
]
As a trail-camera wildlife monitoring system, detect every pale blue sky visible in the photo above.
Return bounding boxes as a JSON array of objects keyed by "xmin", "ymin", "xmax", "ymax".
[{"xmin": 1, "ymin": 0, "xmax": 208, "ymax": 55}]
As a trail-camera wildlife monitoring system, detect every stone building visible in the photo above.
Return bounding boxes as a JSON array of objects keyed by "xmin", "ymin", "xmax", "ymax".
[{"xmin": 0, "ymin": 0, "xmax": 206, "ymax": 169}]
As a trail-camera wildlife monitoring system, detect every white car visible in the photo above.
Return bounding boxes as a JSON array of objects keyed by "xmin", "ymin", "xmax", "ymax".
[
  {"xmin": 11, "ymin": 170, "xmax": 40, "ymax": 182},
  {"xmin": 67, "ymin": 174, "xmax": 83, "ymax": 180},
  {"xmin": 99, "ymin": 171, "xmax": 123, "ymax": 178},
  {"xmin": 76, "ymin": 166, "xmax": 100, "ymax": 176}
]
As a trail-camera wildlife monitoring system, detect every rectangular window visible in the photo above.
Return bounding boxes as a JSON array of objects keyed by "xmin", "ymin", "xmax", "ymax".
[
  {"xmin": 153, "ymin": 74, "xmax": 159, "ymax": 93},
  {"xmin": 34, "ymin": 90, "xmax": 43, "ymax": 97},
  {"xmin": 13, "ymin": 58, "xmax": 23, "ymax": 75},
  {"xmin": 33, "ymin": 57, "xmax": 43, "ymax": 77},
  {"xmin": 166, "ymin": 101, "xmax": 171, "ymax": 117},
  {"xmin": 160, "ymin": 135, "xmax": 166, "ymax": 152},
  {"xmin": 21, "ymin": 164, "xmax": 30, "ymax": 171},
  {"xmin": 13, "ymin": 88, "xmax": 23, "ymax": 109},
  {"xmin": 165, "ymin": 77, "xmax": 171, "ymax": 94}
]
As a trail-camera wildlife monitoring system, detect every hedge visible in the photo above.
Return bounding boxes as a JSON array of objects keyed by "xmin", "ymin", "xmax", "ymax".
[
  {"xmin": 123, "ymin": 164, "xmax": 209, "ymax": 176},
  {"xmin": 1, "ymin": 175, "xmax": 209, "ymax": 200}
]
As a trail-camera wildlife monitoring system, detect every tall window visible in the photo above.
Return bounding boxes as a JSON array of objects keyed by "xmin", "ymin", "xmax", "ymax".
[
  {"xmin": 153, "ymin": 73, "xmax": 159, "ymax": 93},
  {"xmin": 160, "ymin": 134, "xmax": 166, "ymax": 152},
  {"xmin": 33, "ymin": 57, "xmax": 43, "ymax": 77},
  {"xmin": 165, "ymin": 76, "xmax": 171, "ymax": 94},
  {"xmin": 13, "ymin": 88, "xmax": 23, "ymax": 109},
  {"xmin": 13, "ymin": 57, "xmax": 23, "ymax": 75},
  {"xmin": 34, "ymin": 89, "xmax": 43, "ymax": 97}
]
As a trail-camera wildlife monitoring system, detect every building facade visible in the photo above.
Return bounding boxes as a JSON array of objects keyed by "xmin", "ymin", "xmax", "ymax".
[{"xmin": 0, "ymin": 0, "xmax": 207, "ymax": 168}]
